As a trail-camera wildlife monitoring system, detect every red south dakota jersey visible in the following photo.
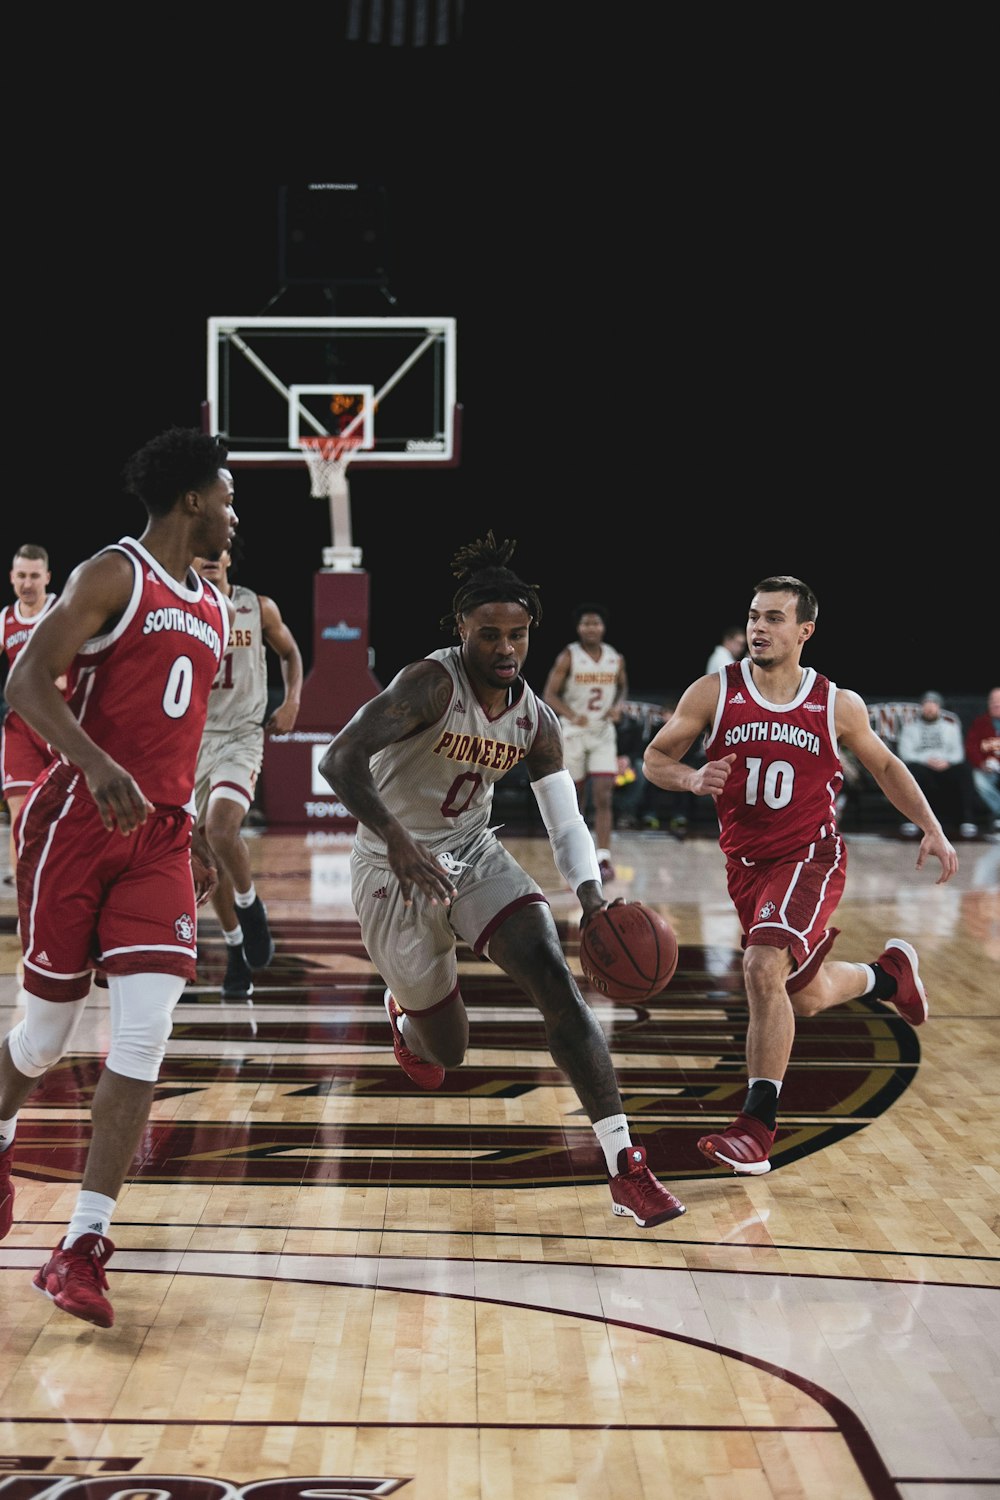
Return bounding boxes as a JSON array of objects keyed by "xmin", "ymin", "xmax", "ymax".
[
  {"xmin": 1, "ymin": 591, "xmax": 57, "ymax": 671},
  {"xmin": 705, "ymin": 658, "xmax": 844, "ymax": 863},
  {"xmin": 60, "ymin": 537, "xmax": 229, "ymax": 810},
  {"xmin": 1, "ymin": 592, "xmax": 59, "ymax": 754}
]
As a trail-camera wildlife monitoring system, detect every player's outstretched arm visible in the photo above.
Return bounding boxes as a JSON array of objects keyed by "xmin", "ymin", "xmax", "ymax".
[
  {"xmin": 260, "ymin": 594, "xmax": 304, "ymax": 734},
  {"xmin": 837, "ymin": 688, "xmax": 959, "ymax": 884},
  {"xmin": 643, "ymin": 676, "xmax": 730, "ymax": 797}
]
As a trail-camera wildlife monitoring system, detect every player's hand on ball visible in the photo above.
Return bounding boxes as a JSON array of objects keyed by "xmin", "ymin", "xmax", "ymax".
[
  {"xmin": 580, "ymin": 894, "xmax": 625, "ymax": 930},
  {"xmin": 580, "ymin": 901, "xmax": 679, "ymax": 1001}
]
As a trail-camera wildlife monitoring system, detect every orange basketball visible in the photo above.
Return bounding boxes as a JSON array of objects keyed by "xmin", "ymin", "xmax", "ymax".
[{"xmin": 579, "ymin": 901, "xmax": 679, "ymax": 1001}]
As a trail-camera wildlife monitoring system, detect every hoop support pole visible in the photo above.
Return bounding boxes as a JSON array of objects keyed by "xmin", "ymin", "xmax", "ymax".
[{"xmin": 300, "ymin": 438, "xmax": 364, "ymax": 572}]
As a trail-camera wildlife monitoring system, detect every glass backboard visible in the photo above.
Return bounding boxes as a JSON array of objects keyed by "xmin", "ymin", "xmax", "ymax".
[{"xmin": 205, "ymin": 315, "xmax": 458, "ymax": 467}]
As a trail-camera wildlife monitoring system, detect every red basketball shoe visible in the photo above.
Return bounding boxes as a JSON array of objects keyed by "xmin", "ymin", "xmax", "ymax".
[
  {"xmin": 610, "ymin": 1146, "xmax": 686, "ymax": 1226},
  {"xmin": 698, "ymin": 1113, "xmax": 776, "ymax": 1175},
  {"xmin": 384, "ymin": 990, "xmax": 445, "ymax": 1090},
  {"xmin": 33, "ymin": 1233, "xmax": 115, "ymax": 1328},
  {"xmin": 874, "ymin": 939, "xmax": 928, "ymax": 1026}
]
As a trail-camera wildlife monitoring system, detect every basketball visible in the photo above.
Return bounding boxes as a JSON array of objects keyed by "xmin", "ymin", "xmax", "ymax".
[{"xmin": 579, "ymin": 901, "xmax": 679, "ymax": 1002}]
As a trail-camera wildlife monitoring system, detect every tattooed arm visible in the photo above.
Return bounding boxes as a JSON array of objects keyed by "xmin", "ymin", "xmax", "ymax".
[{"xmin": 317, "ymin": 659, "xmax": 458, "ymax": 907}]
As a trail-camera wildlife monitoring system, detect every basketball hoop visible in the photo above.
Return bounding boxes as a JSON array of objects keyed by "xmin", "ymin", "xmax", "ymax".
[
  {"xmin": 299, "ymin": 433, "xmax": 365, "ymax": 571},
  {"xmin": 299, "ymin": 433, "xmax": 364, "ymax": 499}
]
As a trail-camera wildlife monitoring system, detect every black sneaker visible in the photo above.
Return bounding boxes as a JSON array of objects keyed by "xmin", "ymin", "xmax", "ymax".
[
  {"xmin": 237, "ymin": 896, "xmax": 275, "ymax": 969},
  {"xmin": 221, "ymin": 944, "xmax": 254, "ymax": 999}
]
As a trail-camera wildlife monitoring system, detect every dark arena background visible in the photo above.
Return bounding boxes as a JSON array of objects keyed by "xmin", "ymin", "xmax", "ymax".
[{"xmin": 2, "ymin": 8, "xmax": 997, "ymax": 1499}]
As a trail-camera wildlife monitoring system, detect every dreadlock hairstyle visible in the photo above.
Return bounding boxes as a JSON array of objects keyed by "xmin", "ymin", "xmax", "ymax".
[{"xmin": 440, "ymin": 530, "xmax": 544, "ymax": 636}]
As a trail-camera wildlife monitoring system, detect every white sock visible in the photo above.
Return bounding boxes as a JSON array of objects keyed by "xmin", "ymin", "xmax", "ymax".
[
  {"xmin": 594, "ymin": 1113, "xmax": 632, "ymax": 1174},
  {"xmin": 64, "ymin": 1190, "xmax": 117, "ymax": 1248},
  {"xmin": 748, "ymin": 1077, "xmax": 783, "ymax": 1095},
  {"xmin": 857, "ymin": 963, "xmax": 877, "ymax": 995},
  {"xmin": 223, "ymin": 926, "xmax": 244, "ymax": 947},
  {"xmin": 0, "ymin": 1117, "xmax": 17, "ymax": 1151},
  {"xmin": 235, "ymin": 886, "xmax": 257, "ymax": 909}
]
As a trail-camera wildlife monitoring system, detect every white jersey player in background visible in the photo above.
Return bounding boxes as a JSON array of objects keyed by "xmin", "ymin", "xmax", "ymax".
[
  {"xmin": 193, "ymin": 534, "xmax": 303, "ymax": 998},
  {"xmin": 542, "ymin": 603, "xmax": 628, "ymax": 881}
]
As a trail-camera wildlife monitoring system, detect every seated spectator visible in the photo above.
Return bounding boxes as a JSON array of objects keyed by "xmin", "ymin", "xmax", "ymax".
[
  {"xmin": 964, "ymin": 686, "xmax": 1000, "ymax": 833},
  {"xmin": 613, "ymin": 768, "xmax": 642, "ymax": 827},
  {"xmin": 705, "ymin": 626, "xmax": 746, "ymax": 676},
  {"xmin": 613, "ymin": 705, "xmax": 653, "ymax": 829},
  {"xmin": 896, "ymin": 690, "xmax": 980, "ymax": 839},
  {"xmin": 614, "ymin": 702, "xmax": 695, "ymax": 837},
  {"xmin": 834, "ymin": 744, "xmax": 865, "ymax": 825}
]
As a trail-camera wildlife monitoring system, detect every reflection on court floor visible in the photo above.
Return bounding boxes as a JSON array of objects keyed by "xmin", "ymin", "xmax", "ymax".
[{"xmin": 1, "ymin": 828, "xmax": 998, "ymax": 1499}]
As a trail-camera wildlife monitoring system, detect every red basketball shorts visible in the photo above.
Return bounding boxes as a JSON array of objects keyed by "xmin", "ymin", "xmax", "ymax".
[
  {"xmin": 2, "ymin": 713, "xmax": 55, "ymax": 797},
  {"xmin": 16, "ymin": 764, "xmax": 199, "ymax": 1002},
  {"xmin": 725, "ymin": 834, "xmax": 847, "ymax": 993}
]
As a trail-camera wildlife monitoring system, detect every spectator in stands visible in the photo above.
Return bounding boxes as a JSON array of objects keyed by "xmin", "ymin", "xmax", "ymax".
[
  {"xmin": 896, "ymin": 691, "xmax": 980, "ymax": 840},
  {"xmin": 612, "ymin": 705, "xmax": 646, "ymax": 829},
  {"xmin": 706, "ymin": 625, "xmax": 746, "ymax": 676},
  {"xmin": 614, "ymin": 701, "xmax": 695, "ymax": 837},
  {"xmin": 964, "ymin": 686, "xmax": 1000, "ymax": 833}
]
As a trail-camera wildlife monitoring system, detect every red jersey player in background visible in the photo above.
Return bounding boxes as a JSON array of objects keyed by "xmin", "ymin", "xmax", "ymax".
[
  {"xmin": 1, "ymin": 544, "xmax": 67, "ymax": 885},
  {"xmin": 0, "ymin": 427, "xmax": 236, "ymax": 1328},
  {"xmin": 643, "ymin": 574, "xmax": 958, "ymax": 1176}
]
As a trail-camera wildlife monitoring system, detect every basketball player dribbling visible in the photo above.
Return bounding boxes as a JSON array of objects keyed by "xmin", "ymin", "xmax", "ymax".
[
  {"xmin": 193, "ymin": 536, "xmax": 303, "ymax": 999},
  {"xmin": 319, "ymin": 531, "xmax": 686, "ymax": 1230},
  {"xmin": 643, "ymin": 574, "xmax": 959, "ymax": 1176}
]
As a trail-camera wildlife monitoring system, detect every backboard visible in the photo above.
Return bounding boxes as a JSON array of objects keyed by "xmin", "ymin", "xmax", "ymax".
[{"xmin": 204, "ymin": 315, "xmax": 458, "ymax": 467}]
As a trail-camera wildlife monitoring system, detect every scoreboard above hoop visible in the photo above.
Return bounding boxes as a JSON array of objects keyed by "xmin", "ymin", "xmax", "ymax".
[{"xmin": 204, "ymin": 315, "xmax": 459, "ymax": 468}]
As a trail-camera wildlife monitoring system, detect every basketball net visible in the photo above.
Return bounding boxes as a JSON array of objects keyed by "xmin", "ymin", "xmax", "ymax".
[{"xmin": 300, "ymin": 434, "xmax": 364, "ymax": 571}]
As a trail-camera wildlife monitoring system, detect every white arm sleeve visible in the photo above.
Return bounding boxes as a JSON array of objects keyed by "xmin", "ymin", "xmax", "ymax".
[{"xmin": 531, "ymin": 769, "xmax": 601, "ymax": 893}]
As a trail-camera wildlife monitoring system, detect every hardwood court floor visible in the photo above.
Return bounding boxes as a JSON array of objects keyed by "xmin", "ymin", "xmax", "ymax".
[{"xmin": 1, "ymin": 824, "xmax": 998, "ymax": 1500}]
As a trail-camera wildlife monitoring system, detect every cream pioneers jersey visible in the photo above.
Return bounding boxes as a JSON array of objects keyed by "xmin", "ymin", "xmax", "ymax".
[
  {"xmin": 203, "ymin": 584, "xmax": 268, "ymax": 736},
  {"xmin": 561, "ymin": 640, "xmax": 622, "ymax": 724},
  {"xmin": 353, "ymin": 645, "xmax": 541, "ymax": 864}
]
